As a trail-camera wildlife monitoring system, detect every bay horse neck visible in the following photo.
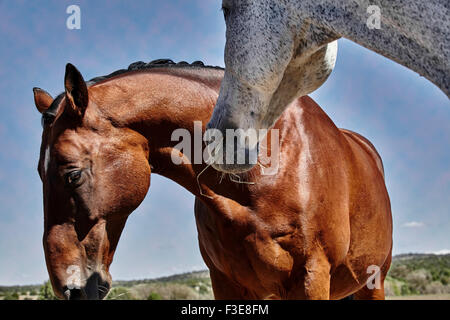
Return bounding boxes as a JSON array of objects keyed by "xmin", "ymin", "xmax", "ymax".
[{"xmin": 89, "ymin": 68, "xmax": 257, "ymax": 203}]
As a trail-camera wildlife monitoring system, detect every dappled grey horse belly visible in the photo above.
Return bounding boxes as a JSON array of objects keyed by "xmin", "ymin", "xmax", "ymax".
[{"xmin": 208, "ymin": 0, "xmax": 449, "ymax": 173}]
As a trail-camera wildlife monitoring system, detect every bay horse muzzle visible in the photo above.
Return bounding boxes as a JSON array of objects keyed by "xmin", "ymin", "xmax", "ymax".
[{"xmin": 63, "ymin": 272, "xmax": 110, "ymax": 300}]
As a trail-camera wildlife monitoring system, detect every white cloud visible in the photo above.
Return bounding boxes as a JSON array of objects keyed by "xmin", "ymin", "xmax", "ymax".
[
  {"xmin": 402, "ymin": 221, "xmax": 425, "ymax": 228},
  {"xmin": 433, "ymin": 249, "xmax": 450, "ymax": 255}
]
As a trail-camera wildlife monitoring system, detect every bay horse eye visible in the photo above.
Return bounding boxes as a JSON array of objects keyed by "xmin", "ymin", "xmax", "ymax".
[
  {"xmin": 65, "ymin": 170, "xmax": 82, "ymax": 187},
  {"xmin": 41, "ymin": 113, "xmax": 55, "ymax": 128}
]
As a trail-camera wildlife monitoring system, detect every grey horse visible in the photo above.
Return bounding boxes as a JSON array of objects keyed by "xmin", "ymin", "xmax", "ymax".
[{"xmin": 207, "ymin": 0, "xmax": 449, "ymax": 173}]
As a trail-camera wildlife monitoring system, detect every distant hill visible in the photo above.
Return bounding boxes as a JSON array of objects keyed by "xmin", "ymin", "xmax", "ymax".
[
  {"xmin": 112, "ymin": 270, "xmax": 210, "ymax": 288},
  {"xmin": 1, "ymin": 253, "xmax": 449, "ymax": 299},
  {"xmin": 384, "ymin": 253, "xmax": 450, "ymax": 296}
]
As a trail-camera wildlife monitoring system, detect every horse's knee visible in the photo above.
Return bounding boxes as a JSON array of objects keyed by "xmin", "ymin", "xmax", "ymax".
[{"xmin": 288, "ymin": 250, "xmax": 332, "ymax": 300}]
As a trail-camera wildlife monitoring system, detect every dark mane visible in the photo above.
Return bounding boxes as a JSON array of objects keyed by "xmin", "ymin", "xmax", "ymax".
[
  {"xmin": 87, "ymin": 59, "xmax": 224, "ymax": 85},
  {"xmin": 42, "ymin": 59, "xmax": 224, "ymax": 124}
]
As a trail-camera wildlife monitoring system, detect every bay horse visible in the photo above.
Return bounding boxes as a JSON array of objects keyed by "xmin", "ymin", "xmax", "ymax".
[
  {"xmin": 34, "ymin": 60, "xmax": 392, "ymax": 300},
  {"xmin": 208, "ymin": 0, "xmax": 449, "ymax": 173}
]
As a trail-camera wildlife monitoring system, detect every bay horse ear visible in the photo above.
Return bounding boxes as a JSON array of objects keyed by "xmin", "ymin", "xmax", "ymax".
[
  {"xmin": 64, "ymin": 63, "xmax": 88, "ymax": 118},
  {"xmin": 33, "ymin": 88, "xmax": 53, "ymax": 113}
]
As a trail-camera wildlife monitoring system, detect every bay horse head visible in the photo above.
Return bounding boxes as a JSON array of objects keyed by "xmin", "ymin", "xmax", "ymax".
[
  {"xmin": 207, "ymin": 0, "xmax": 338, "ymax": 173},
  {"xmin": 34, "ymin": 64, "xmax": 151, "ymax": 299}
]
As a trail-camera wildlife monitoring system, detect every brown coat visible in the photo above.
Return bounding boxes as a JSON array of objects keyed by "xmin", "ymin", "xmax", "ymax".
[{"xmin": 34, "ymin": 63, "xmax": 392, "ymax": 299}]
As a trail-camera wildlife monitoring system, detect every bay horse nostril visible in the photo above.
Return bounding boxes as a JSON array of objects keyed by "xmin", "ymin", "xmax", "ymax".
[{"xmin": 64, "ymin": 288, "xmax": 85, "ymax": 300}]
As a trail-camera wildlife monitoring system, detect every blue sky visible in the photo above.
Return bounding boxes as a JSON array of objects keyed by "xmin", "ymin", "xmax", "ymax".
[{"xmin": 0, "ymin": 0, "xmax": 448, "ymax": 285}]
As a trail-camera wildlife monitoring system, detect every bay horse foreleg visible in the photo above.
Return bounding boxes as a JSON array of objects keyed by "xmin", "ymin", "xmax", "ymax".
[
  {"xmin": 353, "ymin": 283, "xmax": 386, "ymax": 300},
  {"xmin": 288, "ymin": 249, "xmax": 332, "ymax": 300},
  {"xmin": 353, "ymin": 251, "xmax": 392, "ymax": 300},
  {"xmin": 209, "ymin": 268, "xmax": 252, "ymax": 300}
]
